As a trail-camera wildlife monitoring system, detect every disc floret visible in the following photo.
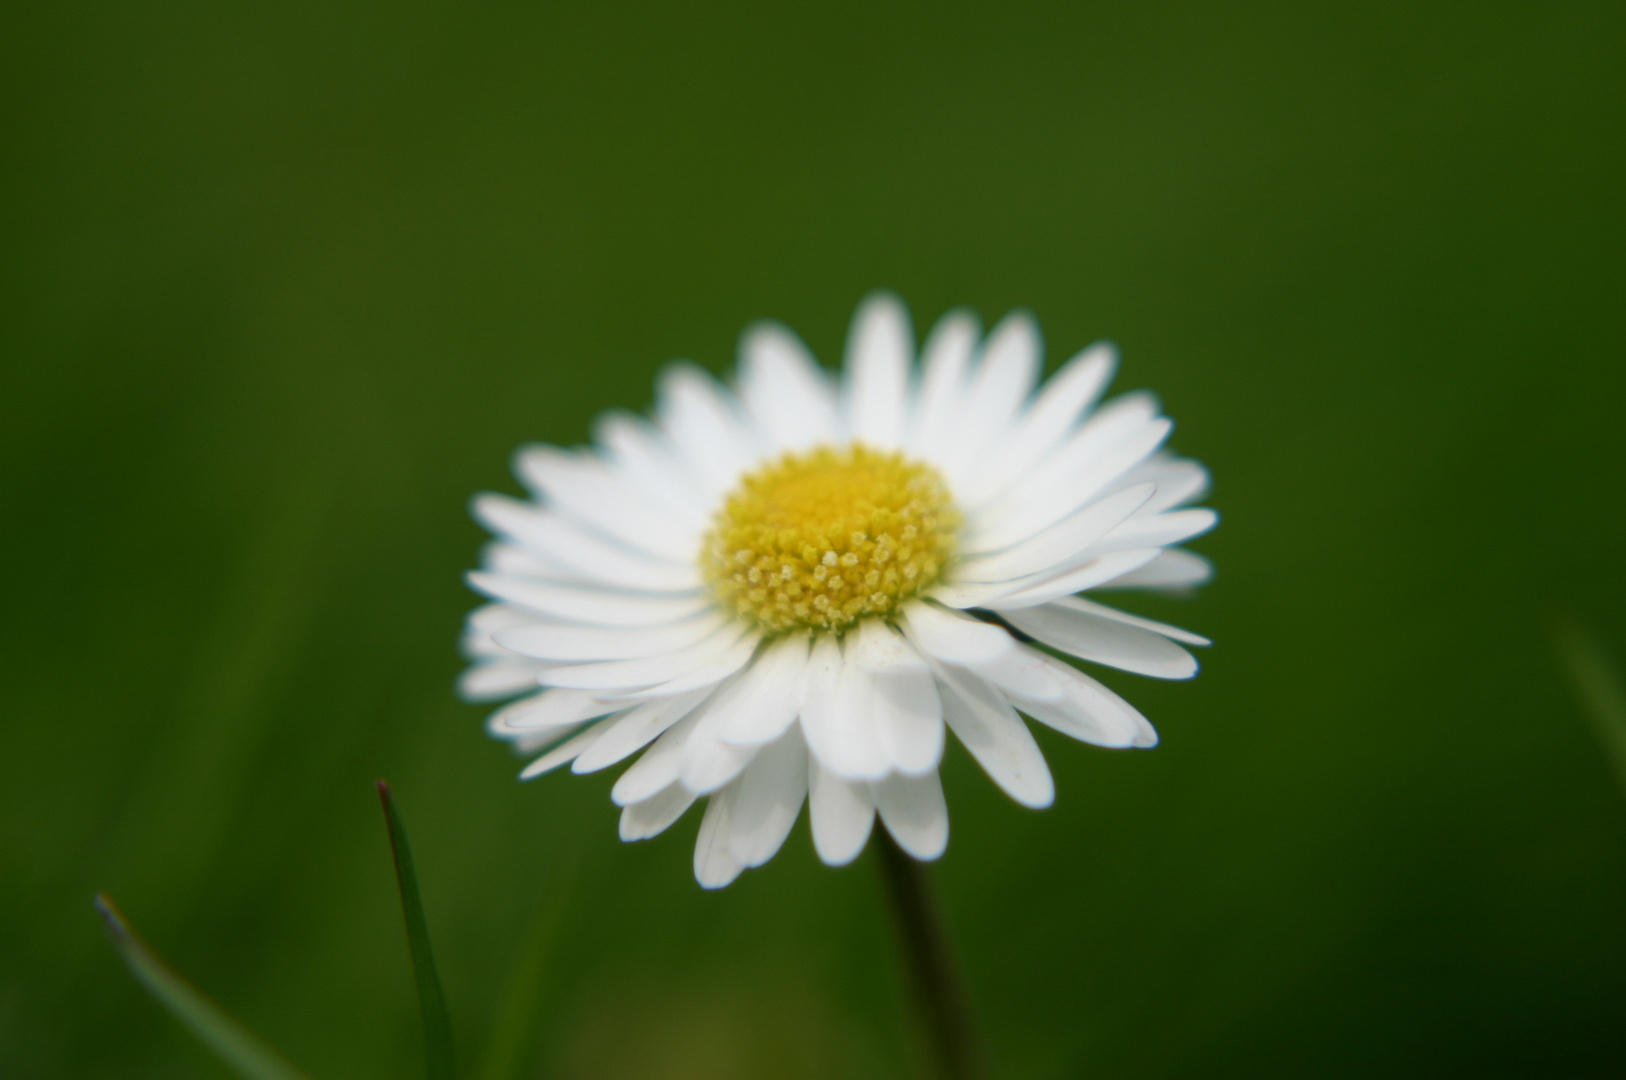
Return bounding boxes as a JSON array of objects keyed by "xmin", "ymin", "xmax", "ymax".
[{"xmin": 701, "ymin": 443, "xmax": 960, "ymax": 632}]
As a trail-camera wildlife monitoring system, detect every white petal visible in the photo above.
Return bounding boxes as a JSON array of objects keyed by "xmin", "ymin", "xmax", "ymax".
[
  {"xmin": 796, "ymin": 635, "xmax": 842, "ymax": 761},
  {"xmin": 656, "ymin": 364, "xmax": 760, "ymax": 501},
  {"xmin": 871, "ymin": 771, "xmax": 948, "ymax": 860},
  {"xmin": 460, "ymin": 659, "xmax": 546, "ymax": 702},
  {"xmin": 738, "ymin": 322, "xmax": 838, "ymax": 452},
  {"xmin": 909, "ymin": 309, "xmax": 977, "ymax": 461},
  {"xmin": 727, "ymin": 728, "xmax": 809, "ymax": 868},
  {"xmin": 854, "ymin": 620, "xmax": 943, "ymax": 775},
  {"xmin": 962, "ymin": 416, "xmax": 1170, "ymax": 556},
  {"xmin": 1123, "ymin": 455, "xmax": 1209, "ymax": 514},
  {"xmin": 953, "ymin": 548, "xmax": 1162, "ymax": 611},
  {"xmin": 956, "ymin": 483, "xmax": 1154, "ymax": 578},
  {"xmin": 957, "ymin": 311, "xmax": 1039, "ymax": 450},
  {"xmin": 519, "ymin": 719, "xmax": 613, "ymax": 779},
  {"xmin": 611, "ymin": 708, "xmax": 704, "ymax": 806},
  {"xmin": 831, "ymin": 656, "xmax": 893, "ymax": 779},
  {"xmin": 1091, "ymin": 507, "xmax": 1218, "ymax": 554},
  {"xmin": 510, "ymin": 725, "xmax": 577, "ymax": 755},
  {"xmin": 800, "ymin": 642, "xmax": 889, "ymax": 781},
  {"xmin": 678, "ymin": 707, "xmax": 761, "ymax": 795},
  {"xmin": 1095, "ymin": 548, "xmax": 1213, "ymax": 592},
  {"xmin": 843, "ymin": 293, "xmax": 911, "ymax": 448},
  {"xmin": 1050, "ymin": 595, "xmax": 1210, "ymax": 647},
  {"xmin": 967, "ymin": 413, "xmax": 1171, "ymax": 550},
  {"xmin": 977, "ymin": 309, "xmax": 1040, "ymax": 394},
  {"xmin": 479, "ymin": 540, "xmax": 570, "ymax": 581},
  {"xmin": 468, "ymin": 572, "xmax": 712, "ymax": 628},
  {"xmin": 487, "ymin": 688, "xmax": 620, "ymax": 735},
  {"xmin": 694, "ymin": 785, "xmax": 744, "ymax": 889},
  {"xmin": 593, "ymin": 411, "xmax": 711, "ymax": 532},
  {"xmin": 873, "ymin": 676, "xmax": 944, "ymax": 775},
  {"xmin": 899, "ymin": 606, "xmax": 1063, "ymax": 701},
  {"xmin": 473, "ymin": 495, "xmax": 700, "ymax": 593},
  {"xmin": 572, "ymin": 689, "xmax": 712, "ymax": 773},
  {"xmin": 680, "ymin": 651, "xmax": 815, "ymax": 794},
  {"xmin": 1000, "ymin": 603, "xmax": 1198, "ymax": 679},
  {"xmin": 540, "ymin": 624, "xmax": 754, "ymax": 691},
  {"xmin": 513, "ymin": 446, "xmax": 697, "ymax": 563},
  {"xmin": 963, "ymin": 641, "xmax": 1070, "ymax": 701},
  {"xmin": 1024, "ymin": 391, "xmax": 1158, "ymax": 480},
  {"xmin": 619, "ymin": 782, "xmax": 699, "ymax": 841},
  {"xmin": 963, "ymin": 342, "xmax": 1116, "ymax": 503},
  {"xmin": 852, "ymin": 615, "xmax": 925, "ymax": 675},
  {"xmin": 926, "ymin": 313, "xmax": 1039, "ymax": 491},
  {"xmin": 610, "ymin": 630, "xmax": 762, "ymax": 700},
  {"xmin": 463, "ymin": 601, "xmax": 540, "ymax": 651},
  {"xmin": 933, "ymin": 663, "xmax": 1054, "ymax": 808},
  {"xmin": 808, "ymin": 759, "xmax": 875, "ymax": 866},
  {"xmin": 634, "ymin": 679, "xmax": 760, "ymax": 796},
  {"xmin": 496, "ymin": 610, "xmax": 727, "ymax": 662},
  {"xmin": 900, "ymin": 600, "xmax": 1015, "ymax": 664},
  {"xmin": 1005, "ymin": 653, "xmax": 1156, "ymax": 748},
  {"xmin": 714, "ymin": 633, "xmax": 810, "ymax": 745}
]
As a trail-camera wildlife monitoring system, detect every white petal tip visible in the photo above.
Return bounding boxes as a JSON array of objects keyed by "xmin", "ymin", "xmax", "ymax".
[
  {"xmin": 1147, "ymin": 656, "xmax": 1200, "ymax": 681},
  {"xmin": 811, "ymin": 806, "xmax": 875, "ymax": 866},
  {"xmin": 695, "ymin": 860, "xmax": 744, "ymax": 889},
  {"xmin": 619, "ymin": 819, "xmax": 652, "ymax": 842},
  {"xmin": 1012, "ymin": 781, "xmax": 1055, "ymax": 809},
  {"xmin": 814, "ymin": 843, "xmax": 868, "ymax": 868},
  {"xmin": 883, "ymin": 829, "xmax": 948, "ymax": 861}
]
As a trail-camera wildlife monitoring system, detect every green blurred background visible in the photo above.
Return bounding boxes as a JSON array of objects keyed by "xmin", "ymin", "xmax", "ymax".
[{"xmin": 3, "ymin": 3, "xmax": 1624, "ymax": 1077}]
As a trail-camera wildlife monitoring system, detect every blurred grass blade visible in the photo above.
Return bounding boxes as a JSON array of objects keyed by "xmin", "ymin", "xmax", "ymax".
[
  {"xmin": 1548, "ymin": 609, "xmax": 1626, "ymax": 798},
  {"xmin": 478, "ymin": 856, "xmax": 578, "ymax": 1080},
  {"xmin": 94, "ymin": 893, "xmax": 315, "ymax": 1080},
  {"xmin": 378, "ymin": 781, "xmax": 457, "ymax": 1080}
]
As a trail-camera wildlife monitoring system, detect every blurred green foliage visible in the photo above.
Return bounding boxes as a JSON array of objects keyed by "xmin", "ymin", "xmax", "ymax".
[{"xmin": 3, "ymin": 3, "xmax": 1624, "ymax": 1077}]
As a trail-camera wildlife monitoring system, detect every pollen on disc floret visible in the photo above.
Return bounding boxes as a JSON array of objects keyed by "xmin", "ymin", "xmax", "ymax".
[{"xmin": 701, "ymin": 443, "xmax": 961, "ymax": 633}]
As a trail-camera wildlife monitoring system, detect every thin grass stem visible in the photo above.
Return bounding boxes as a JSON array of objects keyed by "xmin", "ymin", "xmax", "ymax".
[
  {"xmin": 95, "ymin": 892, "xmax": 314, "ymax": 1080},
  {"xmin": 378, "ymin": 780, "xmax": 457, "ymax": 1080}
]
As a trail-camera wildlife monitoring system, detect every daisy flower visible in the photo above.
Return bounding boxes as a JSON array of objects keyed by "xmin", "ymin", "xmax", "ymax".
[{"xmin": 461, "ymin": 294, "xmax": 1215, "ymax": 887}]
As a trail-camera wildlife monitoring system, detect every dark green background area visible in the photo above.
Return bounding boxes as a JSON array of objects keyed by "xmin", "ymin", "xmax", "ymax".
[{"xmin": 3, "ymin": 3, "xmax": 1624, "ymax": 1077}]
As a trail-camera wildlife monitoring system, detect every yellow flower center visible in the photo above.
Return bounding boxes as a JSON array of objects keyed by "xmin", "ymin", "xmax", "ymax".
[{"xmin": 700, "ymin": 443, "xmax": 961, "ymax": 633}]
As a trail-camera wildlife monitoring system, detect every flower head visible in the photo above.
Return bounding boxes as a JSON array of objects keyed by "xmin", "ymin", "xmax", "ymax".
[{"xmin": 461, "ymin": 294, "xmax": 1215, "ymax": 887}]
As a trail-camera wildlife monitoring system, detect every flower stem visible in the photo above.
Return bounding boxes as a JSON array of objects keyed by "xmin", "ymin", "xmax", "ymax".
[{"xmin": 874, "ymin": 831, "xmax": 987, "ymax": 1080}]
